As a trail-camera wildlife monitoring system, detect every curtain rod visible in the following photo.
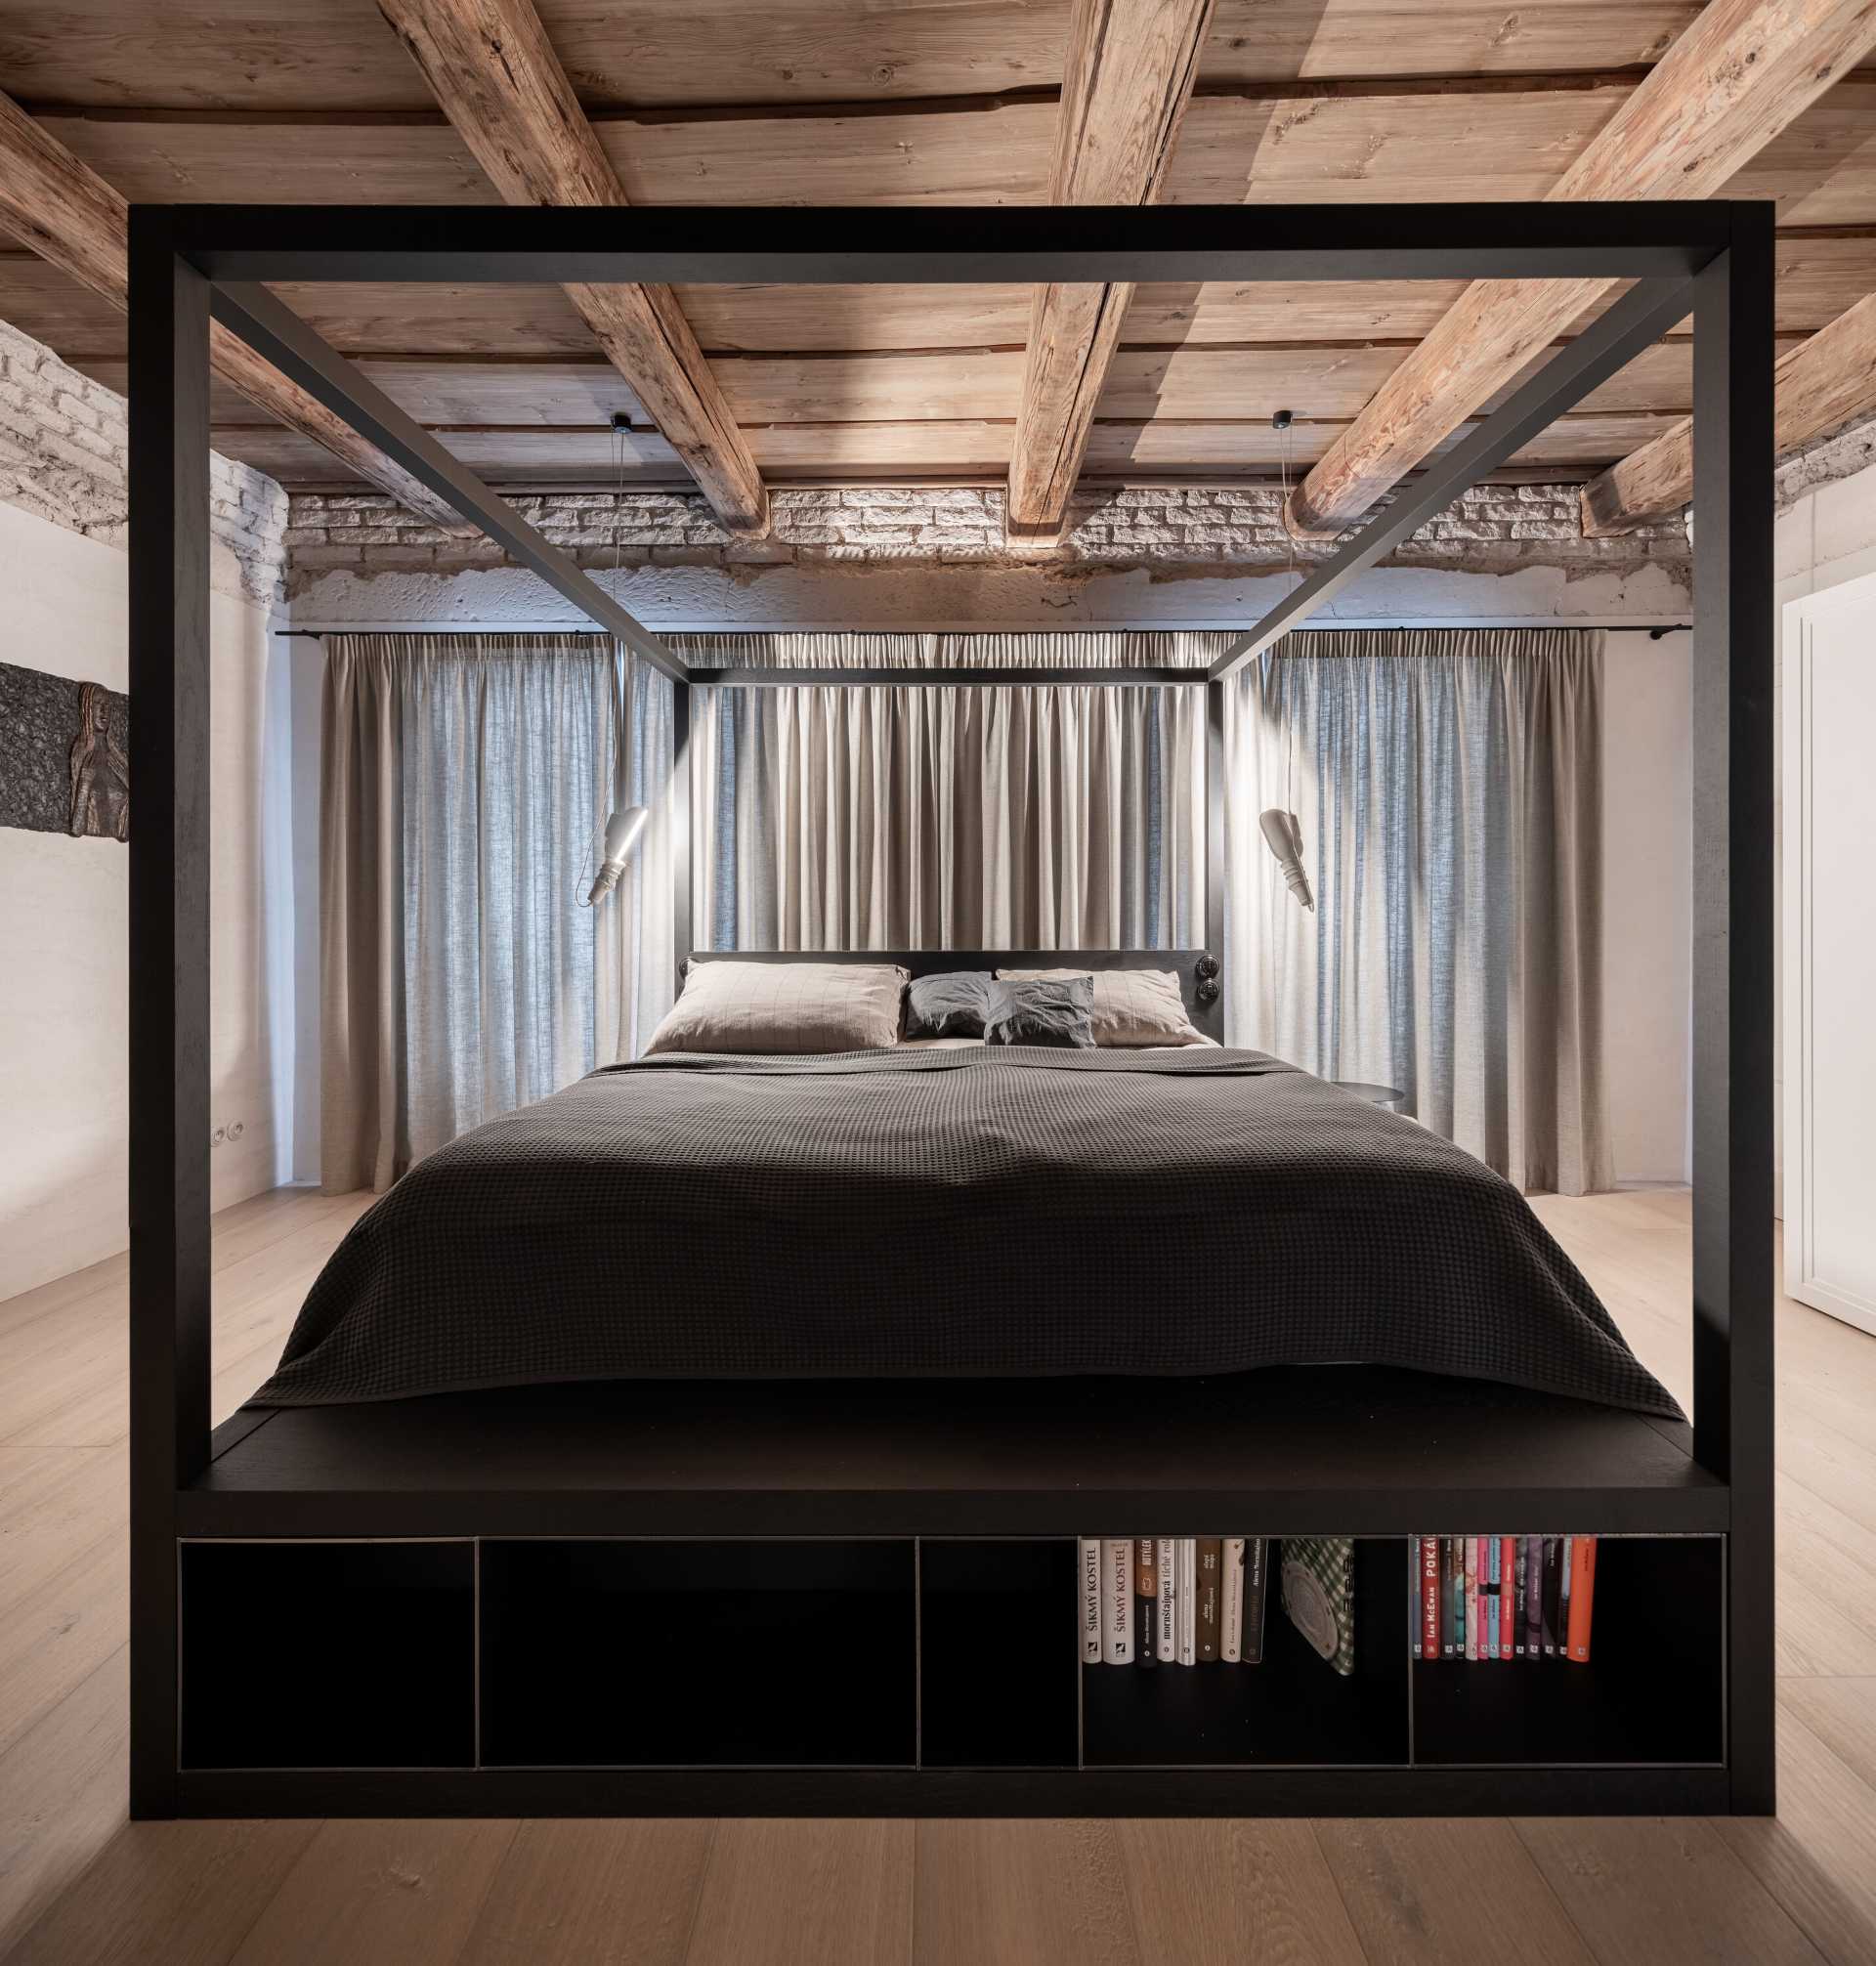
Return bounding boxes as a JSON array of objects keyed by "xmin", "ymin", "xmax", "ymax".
[{"xmin": 273, "ymin": 622, "xmax": 1693, "ymax": 639}]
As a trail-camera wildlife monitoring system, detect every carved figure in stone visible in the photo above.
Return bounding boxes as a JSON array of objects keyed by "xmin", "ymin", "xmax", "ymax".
[{"xmin": 68, "ymin": 681, "xmax": 129, "ymax": 840}]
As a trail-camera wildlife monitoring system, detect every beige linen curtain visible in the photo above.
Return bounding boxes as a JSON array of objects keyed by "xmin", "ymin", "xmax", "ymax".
[
  {"xmin": 320, "ymin": 624, "xmax": 1604, "ymax": 1197},
  {"xmin": 1222, "ymin": 629, "xmax": 1608, "ymax": 1194},
  {"xmin": 673, "ymin": 632, "xmax": 1225, "ymax": 951},
  {"xmin": 319, "ymin": 632, "xmax": 673, "ymax": 1192}
]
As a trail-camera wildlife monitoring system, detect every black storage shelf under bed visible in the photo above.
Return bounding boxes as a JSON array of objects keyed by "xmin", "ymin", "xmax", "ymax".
[
  {"xmin": 166, "ymin": 1370, "xmax": 1739, "ymax": 1811},
  {"xmin": 176, "ymin": 1526, "xmax": 1727, "ymax": 1801}
]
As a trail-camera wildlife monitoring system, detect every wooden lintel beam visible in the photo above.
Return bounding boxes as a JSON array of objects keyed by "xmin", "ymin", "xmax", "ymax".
[
  {"xmin": 376, "ymin": 0, "xmax": 767, "ymax": 534},
  {"xmin": 1006, "ymin": 0, "xmax": 1215, "ymax": 549},
  {"xmin": 1584, "ymin": 289, "xmax": 1876, "ymax": 532},
  {"xmin": 1288, "ymin": 0, "xmax": 1876, "ymax": 538},
  {"xmin": 0, "ymin": 88, "xmax": 470, "ymax": 532}
]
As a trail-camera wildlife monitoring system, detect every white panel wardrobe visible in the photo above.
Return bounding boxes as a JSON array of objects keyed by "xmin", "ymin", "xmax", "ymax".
[{"xmin": 1784, "ymin": 570, "xmax": 1876, "ymax": 1337}]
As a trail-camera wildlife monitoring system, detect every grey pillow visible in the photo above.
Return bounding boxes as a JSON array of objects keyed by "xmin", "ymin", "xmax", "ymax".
[
  {"xmin": 906, "ymin": 970, "xmax": 995, "ymax": 1039},
  {"xmin": 983, "ymin": 975, "xmax": 1096, "ymax": 1049}
]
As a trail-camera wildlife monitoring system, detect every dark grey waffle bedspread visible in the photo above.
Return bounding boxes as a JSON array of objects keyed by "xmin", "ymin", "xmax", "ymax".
[{"xmin": 255, "ymin": 1047, "xmax": 1679, "ymax": 1416}]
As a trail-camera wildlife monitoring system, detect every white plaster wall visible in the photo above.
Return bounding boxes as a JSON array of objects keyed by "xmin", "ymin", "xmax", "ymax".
[
  {"xmin": 1770, "ymin": 449, "xmax": 1876, "ymax": 1217},
  {"xmin": 0, "ymin": 499, "xmax": 287, "ymax": 1299},
  {"xmin": 1602, "ymin": 630, "xmax": 1693, "ymax": 1187},
  {"xmin": 284, "ymin": 636, "xmax": 324, "ymax": 1185}
]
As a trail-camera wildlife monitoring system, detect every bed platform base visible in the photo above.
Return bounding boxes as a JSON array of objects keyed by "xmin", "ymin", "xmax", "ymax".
[
  {"xmin": 130, "ymin": 199, "xmax": 1773, "ymax": 1817},
  {"xmin": 168, "ymin": 1372, "xmax": 1732, "ymax": 1815}
]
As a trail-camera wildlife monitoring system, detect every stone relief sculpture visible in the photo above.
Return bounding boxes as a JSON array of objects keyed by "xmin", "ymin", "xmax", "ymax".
[{"xmin": 68, "ymin": 680, "xmax": 129, "ymax": 840}]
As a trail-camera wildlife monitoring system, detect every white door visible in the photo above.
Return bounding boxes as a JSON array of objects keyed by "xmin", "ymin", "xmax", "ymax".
[{"xmin": 1784, "ymin": 574, "xmax": 1876, "ymax": 1337}]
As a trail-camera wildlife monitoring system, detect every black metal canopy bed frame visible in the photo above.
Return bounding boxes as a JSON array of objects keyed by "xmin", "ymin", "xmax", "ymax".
[{"xmin": 128, "ymin": 201, "xmax": 1772, "ymax": 1818}]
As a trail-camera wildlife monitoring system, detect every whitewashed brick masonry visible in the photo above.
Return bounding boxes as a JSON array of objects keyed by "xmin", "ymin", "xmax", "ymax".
[
  {"xmin": 282, "ymin": 481, "xmax": 1693, "ymax": 595},
  {"xmin": 0, "ymin": 318, "xmax": 287, "ymax": 608}
]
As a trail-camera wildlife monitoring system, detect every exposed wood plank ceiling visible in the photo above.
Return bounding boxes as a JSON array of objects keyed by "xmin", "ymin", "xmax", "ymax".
[
  {"xmin": 374, "ymin": 0, "xmax": 768, "ymax": 532},
  {"xmin": 0, "ymin": 0, "xmax": 1873, "ymax": 499},
  {"xmin": 1005, "ymin": 0, "xmax": 1217, "ymax": 547}
]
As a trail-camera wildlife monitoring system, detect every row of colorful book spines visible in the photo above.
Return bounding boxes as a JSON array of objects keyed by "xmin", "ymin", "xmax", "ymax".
[
  {"xmin": 1080, "ymin": 1537, "xmax": 1269, "ymax": 1667},
  {"xmin": 1412, "ymin": 1535, "xmax": 1598, "ymax": 1663}
]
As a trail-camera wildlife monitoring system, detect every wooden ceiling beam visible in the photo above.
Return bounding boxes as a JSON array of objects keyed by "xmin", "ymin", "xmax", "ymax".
[
  {"xmin": 1005, "ymin": 0, "xmax": 1216, "ymax": 548},
  {"xmin": 1286, "ymin": 0, "xmax": 1876, "ymax": 539},
  {"xmin": 0, "ymin": 87, "xmax": 471, "ymax": 532},
  {"xmin": 375, "ymin": 0, "xmax": 767, "ymax": 534},
  {"xmin": 1583, "ymin": 290, "xmax": 1876, "ymax": 530}
]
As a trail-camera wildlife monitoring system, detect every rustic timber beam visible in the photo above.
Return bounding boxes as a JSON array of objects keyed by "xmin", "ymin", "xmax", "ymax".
[
  {"xmin": 1584, "ymin": 291, "xmax": 1876, "ymax": 531},
  {"xmin": 211, "ymin": 278, "xmax": 690, "ymax": 682},
  {"xmin": 1286, "ymin": 0, "xmax": 1876, "ymax": 539},
  {"xmin": 376, "ymin": 0, "xmax": 767, "ymax": 534},
  {"xmin": 1005, "ymin": 0, "xmax": 1215, "ymax": 549},
  {"xmin": 0, "ymin": 88, "xmax": 470, "ymax": 532},
  {"xmin": 1207, "ymin": 276, "xmax": 1698, "ymax": 682}
]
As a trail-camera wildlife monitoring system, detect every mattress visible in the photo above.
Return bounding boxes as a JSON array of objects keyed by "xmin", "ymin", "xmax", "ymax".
[{"xmin": 255, "ymin": 1047, "xmax": 1679, "ymax": 1417}]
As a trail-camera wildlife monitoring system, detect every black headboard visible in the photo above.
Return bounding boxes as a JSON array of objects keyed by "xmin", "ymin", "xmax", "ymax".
[{"xmin": 687, "ymin": 948, "xmax": 1224, "ymax": 1044}]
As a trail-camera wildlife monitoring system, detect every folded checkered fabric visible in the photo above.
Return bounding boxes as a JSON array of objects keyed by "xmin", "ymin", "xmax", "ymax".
[
  {"xmin": 1282, "ymin": 1536, "xmax": 1357, "ymax": 1676},
  {"xmin": 254, "ymin": 1048, "xmax": 1681, "ymax": 1417}
]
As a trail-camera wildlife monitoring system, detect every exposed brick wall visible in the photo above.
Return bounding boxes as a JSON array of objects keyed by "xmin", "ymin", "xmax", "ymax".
[
  {"xmin": 1776, "ymin": 412, "xmax": 1876, "ymax": 511},
  {"xmin": 0, "ymin": 318, "xmax": 288, "ymax": 609},
  {"xmin": 283, "ymin": 480, "xmax": 1690, "ymax": 597}
]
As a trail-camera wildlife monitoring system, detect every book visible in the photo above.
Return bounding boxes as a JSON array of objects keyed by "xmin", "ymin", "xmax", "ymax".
[
  {"xmin": 1541, "ymin": 1536, "xmax": 1562, "ymax": 1655},
  {"xmin": 1500, "ymin": 1536, "xmax": 1516, "ymax": 1660},
  {"xmin": 1080, "ymin": 1538, "xmax": 1102, "ymax": 1665},
  {"xmin": 1156, "ymin": 1537, "xmax": 1176, "ymax": 1662},
  {"xmin": 1134, "ymin": 1538, "xmax": 1159, "ymax": 1668},
  {"xmin": 1281, "ymin": 1536, "xmax": 1357, "ymax": 1676},
  {"xmin": 1176, "ymin": 1538, "xmax": 1197, "ymax": 1666},
  {"xmin": 1486, "ymin": 1535, "xmax": 1500, "ymax": 1661},
  {"xmin": 1241, "ymin": 1536, "xmax": 1268, "ymax": 1665},
  {"xmin": 1514, "ymin": 1535, "xmax": 1528, "ymax": 1657},
  {"xmin": 1523, "ymin": 1534, "xmax": 1543, "ymax": 1658},
  {"xmin": 1443, "ymin": 1537, "xmax": 1459, "ymax": 1657},
  {"xmin": 1420, "ymin": 1537, "xmax": 1440, "ymax": 1659},
  {"xmin": 1100, "ymin": 1537, "xmax": 1133, "ymax": 1665},
  {"xmin": 1222, "ymin": 1537, "xmax": 1247, "ymax": 1663},
  {"xmin": 1196, "ymin": 1537, "xmax": 1223, "ymax": 1661},
  {"xmin": 1566, "ymin": 1535, "xmax": 1598, "ymax": 1664},
  {"xmin": 1464, "ymin": 1537, "xmax": 1478, "ymax": 1661},
  {"xmin": 1559, "ymin": 1535, "xmax": 1575, "ymax": 1653},
  {"xmin": 1412, "ymin": 1540, "xmax": 1424, "ymax": 1659}
]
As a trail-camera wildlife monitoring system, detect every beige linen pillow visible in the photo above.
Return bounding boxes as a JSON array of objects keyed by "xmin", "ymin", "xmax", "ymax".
[
  {"xmin": 996, "ymin": 966, "xmax": 1205, "ymax": 1047},
  {"xmin": 646, "ymin": 961, "xmax": 909, "ymax": 1055}
]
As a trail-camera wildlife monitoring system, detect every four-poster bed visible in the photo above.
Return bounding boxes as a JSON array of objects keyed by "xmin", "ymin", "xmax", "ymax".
[{"xmin": 128, "ymin": 201, "xmax": 1772, "ymax": 1817}]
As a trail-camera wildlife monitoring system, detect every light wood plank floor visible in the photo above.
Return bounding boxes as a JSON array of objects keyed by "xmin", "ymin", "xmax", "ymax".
[{"xmin": 0, "ymin": 1185, "xmax": 1872, "ymax": 1964}]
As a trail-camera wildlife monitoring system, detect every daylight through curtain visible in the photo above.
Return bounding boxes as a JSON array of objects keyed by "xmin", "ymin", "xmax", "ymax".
[
  {"xmin": 1222, "ymin": 628, "xmax": 1608, "ymax": 1194},
  {"xmin": 674, "ymin": 632, "xmax": 1221, "ymax": 952},
  {"xmin": 318, "ymin": 632, "xmax": 672, "ymax": 1191}
]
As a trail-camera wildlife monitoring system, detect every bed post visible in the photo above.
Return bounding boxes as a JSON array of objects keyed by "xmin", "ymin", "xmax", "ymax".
[
  {"xmin": 1205, "ymin": 678, "xmax": 1225, "ymax": 972},
  {"xmin": 672, "ymin": 679, "xmax": 694, "ymax": 978},
  {"xmin": 127, "ymin": 209, "xmax": 214, "ymax": 1819},
  {"xmin": 1690, "ymin": 205, "xmax": 1776, "ymax": 1813}
]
